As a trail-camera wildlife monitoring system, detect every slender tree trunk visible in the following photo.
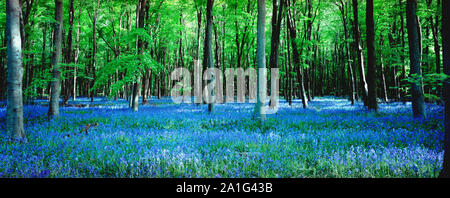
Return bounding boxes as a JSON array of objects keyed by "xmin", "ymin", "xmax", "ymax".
[
  {"xmin": 352, "ymin": 0, "xmax": 368, "ymax": 106},
  {"xmin": 286, "ymin": 0, "xmax": 307, "ymax": 108},
  {"xmin": 440, "ymin": 0, "xmax": 450, "ymax": 178},
  {"xmin": 269, "ymin": 0, "xmax": 283, "ymax": 108},
  {"xmin": 63, "ymin": 0, "xmax": 75, "ymax": 105},
  {"xmin": 20, "ymin": 0, "xmax": 34, "ymax": 100},
  {"xmin": 132, "ymin": 0, "xmax": 147, "ymax": 111},
  {"xmin": 254, "ymin": 0, "xmax": 266, "ymax": 121},
  {"xmin": 380, "ymin": 34, "xmax": 389, "ymax": 102},
  {"xmin": 388, "ymin": 24, "xmax": 400, "ymax": 101},
  {"xmin": 89, "ymin": 0, "xmax": 101, "ymax": 103},
  {"xmin": 338, "ymin": 0, "xmax": 355, "ymax": 105},
  {"xmin": 48, "ymin": 0, "xmax": 63, "ymax": 118},
  {"xmin": 6, "ymin": 0, "xmax": 27, "ymax": 141},
  {"xmin": 366, "ymin": 0, "xmax": 378, "ymax": 111},
  {"xmin": 406, "ymin": 0, "xmax": 426, "ymax": 118},
  {"xmin": 431, "ymin": 0, "xmax": 442, "ymax": 100},
  {"xmin": 400, "ymin": 0, "xmax": 407, "ymax": 104},
  {"xmin": 204, "ymin": 0, "xmax": 214, "ymax": 112},
  {"xmin": 73, "ymin": 6, "xmax": 81, "ymax": 101},
  {"xmin": 285, "ymin": 23, "xmax": 292, "ymax": 106}
]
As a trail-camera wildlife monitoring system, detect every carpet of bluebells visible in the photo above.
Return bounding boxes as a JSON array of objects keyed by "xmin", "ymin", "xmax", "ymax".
[{"xmin": 0, "ymin": 97, "xmax": 444, "ymax": 178}]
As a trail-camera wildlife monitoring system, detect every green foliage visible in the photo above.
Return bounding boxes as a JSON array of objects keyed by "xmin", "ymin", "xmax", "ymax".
[{"xmin": 0, "ymin": 0, "xmax": 443, "ymax": 104}]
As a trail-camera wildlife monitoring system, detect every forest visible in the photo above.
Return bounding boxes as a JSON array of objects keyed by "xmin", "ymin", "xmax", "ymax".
[{"xmin": 0, "ymin": 0, "xmax": 449, "ymax": 178}]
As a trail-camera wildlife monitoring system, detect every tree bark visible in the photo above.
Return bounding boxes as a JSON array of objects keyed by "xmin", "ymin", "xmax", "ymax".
[
  {"xmin": 254, "ymin": 0, "xmax": 266, "ymax": 121},
  {"xmin": 430, "ymin": 0, "xmax": 442, "ymax": 99},
  {"xmin": 406, "ymin": 0, "xmax": 426, "ymax": 118},
  {"xmin": 6, "ymin": 0, "xmax": 27, "ymax": 141},
  {"xmin": 337, "ymin": 0, "xmax": 355, "ymax": 105},
  {"xmin": 269, "ymin": 0, "xmax": 283, "ymax": 108},
  {"xmin": 204, "ymin": 0, "xmax": 214, "ymax": 112},
  {"xmin": 400, "ymin": 0, "xmax": 407, "ymax": 104},
  {"xmin": 63, "ymin": 0, "xmax": 75, "ymax": 105},
  {"xmin": 352, "ymin": 0, "xmax": 368, "ymax": 106},
  {"xmin": 285, "ymin": 0, "xmax": 308, "ymax": 108},
  {"xmin": 440, "ymin": 0, "xmax": 450, "ymax": 178},
  {"xmin": 380, "ymin": 33, "xmax": 389, "ymax": 102},
  {"xmin": 73, "ymin": 5, "xmax": 81, "ymax": 101},
  {"xmin": 132, "ymin": 0, "xmax": 147, "ymax": 111},
  {"xmin": 366, "ymin": 0, "xmax": 378, "ymax": 111},
  {"xmin": 48, "ymin": 0, "xmax": 63, "ymax": 118}
]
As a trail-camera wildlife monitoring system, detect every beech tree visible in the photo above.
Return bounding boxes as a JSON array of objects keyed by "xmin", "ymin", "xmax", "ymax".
[
  {"xmin": 285, "ymin": 0, "xmax": 307, "ymax": 109},
  {"xmin": 406, "ymin": 0, "xmax": 425, "ymax": 118},
  {"xmin": 204, "ymin": 0, "xmax": 214, "ymax": 113},
  {"xmin": 269, "ymin": 0, "xmax": 283, "ymax": 109},
  {"xmin": 366, "ymin": 0, "xmax": 378, "ymax": 111},
  {"xmin": 254, "ymin": 0, "xmax": 266, "ymax": 121},
  {"xmin": 48, "ymin": 0, "xmax": 63, "ymax": 118},
  {"xmin": 62, "ymin": 0, "xmax": 75, "ymax": 105},
  {"xmin": 6, "ymin": 0, "xmax": 26, "ymax": 141}
]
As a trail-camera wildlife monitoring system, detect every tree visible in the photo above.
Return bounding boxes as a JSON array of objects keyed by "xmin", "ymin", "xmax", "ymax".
[
  {"xmin": 254, "ymin": 0, "xmax": 266, "ymax": 121},
  {"xmin": 6, "ymin": 0, "xmax": 27, "ymax": 142},
  {"xmin": 269, "ymin": 0, "xmax": 283, "ymax": 109},
  {"xmin": 63, "ymin": 0, "xmax": 75, "ymax": 105},
  {"xmin": 335, "ymin": 0, "xmax": 355, "ymax": 105},
  {"xmin": 131, "ymin": 0, "xmax": 147, "ymax": 112},
  {"xmin": 430, "ymin": 0, "xmax": 441, "ymax": 99},
  {"xmin": 88, "ymin": 0, "xmax": 101, "ymax": 103},
  {"xmin": 285, "ymin": 0, "xmax": 307, "ymax": 109},
  {"xmin": 379, "ymin": 33, "xmax": 388, "ymax": 102},
  {"xmin": 440, "ymin": 0, "xmax": 449, "ymax": 178},
  {"xmin": 73, "ymin": 4, "xmax": 81, "ymax": 101},
  {"xmin": 20, "ymin": 0, "xmax": 35, "ymax": 98},
  {"xmin": 204, "ymin": 0, "xmax": 214, "ymax": 113},
  {"xmin": 352, "ymin": 0, "xmax": 369, "ymax": 106},
  {"xmin": 366, "ymin": 0, "xmax": 378, "ymax": 111},
  {"xmin": 48, "ymin": 0, "xmax": 63, "ymax": 119},
  {"xmin": 406, "ymin": 0, "xmax": 425, "ymax": 118}
]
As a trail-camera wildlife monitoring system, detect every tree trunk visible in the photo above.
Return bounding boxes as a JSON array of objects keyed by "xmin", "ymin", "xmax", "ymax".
[
  {"xmin": 285, "ymin": 0, "xmax": 307, "ymax": 108},
  {"xmin": 63, "ymin": 0, "xmax": 75, "ymax": 105},
  {"xmin": 430, "ymin": 0, "xmax": 442, "ymax": 100},
  {"xmin": 73, "ymin": 5, "xmax": 81, "ymax": 101},
  {"xmin": 366, "ymin": 0, "xmax": 378, "ymax": 111},
  {"xmin": 89, "ymin": 0, "xmax": 101, "ymax": 103},
  {"xmin": 352, "ymin": 0, "xmax": 368, "ymax": 106},
  {"xmin": 204, "ymin": 0, "xmax": 214, "ymax": 112},
  {"xmin": 6, "ymin": 0, "xmax": 27, "ymax": 141},
  {"xmin": 269, "ymin": 0, "xmax": 283, "ymax": 108},
  {"xmin": 406, "ymin": 0, "xmax": 425, "ymax": 118},
  {"xmin": 20, "ymin": 0, "xmax": 35, "ymax": 99},
  {"xmin": 400, "ymin": 0, "xmax": 407, "ymax": 104},
  {"xmin": 440, "ymin": 0, "xmax": 450, "ymax": 178},
  {"xmin": 48, "ymin": 0, "xmax": 63, "ymax": 118},
  {"xmin": 142, "ymin": 70, "xmax": 150, "ymax": 104},
  {"xmin": 337, "ymin": 0, "xmax": 355, "ymax": 105},
  {"xmin": 380, "ymin": 34, "xmax": 389, "ymax": 102},
  {"xmin": 254, "ymin": 0, "xmax": 266, "ymax": 121},
  {"xmin": 132, "ymin": 0, "xmax": 147, "ymax": 111},
  {"xmin": 285, "ymin": 23, "xmax": 292, "ymax": 106}
]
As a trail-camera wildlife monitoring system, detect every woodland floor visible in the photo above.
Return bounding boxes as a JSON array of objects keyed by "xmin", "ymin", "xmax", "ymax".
[{"xmin": 0, "ymin": 97, "xmax": 445, "ymax": 178}]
